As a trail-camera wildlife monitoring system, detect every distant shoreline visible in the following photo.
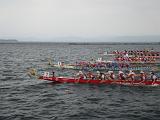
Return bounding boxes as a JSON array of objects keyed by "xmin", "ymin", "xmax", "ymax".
[
  {"xmin": 68, "ymin": 42, "xmax": 160, "ymax": 45},
  {"xmin": 0, "ymin": 40, "xmax": 159, "ymax": 45},
  {"xmin": 0, "ymin": 41, "xmax": 160, "ymax": 45},
  {"xmin": 0, "ymin": 39, "xmax": 18, "ymax": 43}
]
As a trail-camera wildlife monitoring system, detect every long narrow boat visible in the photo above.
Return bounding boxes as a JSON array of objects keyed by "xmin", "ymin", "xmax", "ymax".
[
  {"xmin": 52, "ymin": 64, "xmax": 75, "ymax": 69},
  {"xmin": 39, "ymin": 76, "xmax": 160, "ymax": 86},
  {"xmin": 50, "ymin": 62, "xmax": 160, "ymax": 71},
  {"xmin": 106, "ymin": 51, "xmax": 160, "ymax": 58},
  {"xmin": 51, "ymin": 64, "xmax": 154, "ymax": 71}
]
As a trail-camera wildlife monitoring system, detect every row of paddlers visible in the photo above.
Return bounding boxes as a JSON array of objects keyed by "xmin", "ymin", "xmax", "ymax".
[{"xmin": 106, "ymin": 50, "xmax": 160, "ymax": 58}]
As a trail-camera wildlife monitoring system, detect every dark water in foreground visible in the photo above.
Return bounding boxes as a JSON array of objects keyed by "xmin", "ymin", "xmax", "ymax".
[{"xmin": 0, "ymin": 43, "xmax": 160, "ymax": 120}]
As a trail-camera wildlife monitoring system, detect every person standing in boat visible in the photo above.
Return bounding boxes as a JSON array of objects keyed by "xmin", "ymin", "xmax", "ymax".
[
  {"xmin": 118, "ymin": 71, "xmax": 126, "ymax": 80},
  {"xmin": 52, "ymin": 70, "xmax": 55, "ymax": 77}
]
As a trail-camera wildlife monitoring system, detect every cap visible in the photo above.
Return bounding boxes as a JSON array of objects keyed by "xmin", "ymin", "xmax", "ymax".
[
  {"xmin": 108, "ymin": 71, "xmax": 113, "ymax": 73},
  {"xmin": 119, "ymin": 71, "xmax": 123, "ymax": 74},
  {"xmin": 97, "ymin": 71, "xmax": 100, "ymax": 73}
]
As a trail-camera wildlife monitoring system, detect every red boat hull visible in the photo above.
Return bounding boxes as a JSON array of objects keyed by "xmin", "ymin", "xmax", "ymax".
[{"xmin": 39, "ymin": 76, "xmax": 160, "ymax": 86}]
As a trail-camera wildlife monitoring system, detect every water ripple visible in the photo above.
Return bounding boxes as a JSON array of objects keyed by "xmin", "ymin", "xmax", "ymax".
[{"xmin": 0, "ymin": 43, "xmax": 160, "ymax": 120}]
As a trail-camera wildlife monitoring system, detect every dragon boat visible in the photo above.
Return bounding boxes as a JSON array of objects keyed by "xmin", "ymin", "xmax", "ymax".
[
  {"xmin": 39, "ymin": 76, "xmax": 160, "ymax": 86},
  {"xmin": 50, "ymin": 61, "xmax": 160, "ymax": 71},
  {"xmin": 51, "ymin": 63, "xmax": 155, "ymax": 71},
  {"xmin": 105, "ymin": 50, "xmax": 160, "ymax": 58}
]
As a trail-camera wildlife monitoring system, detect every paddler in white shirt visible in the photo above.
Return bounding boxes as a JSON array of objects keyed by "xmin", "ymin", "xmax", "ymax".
[
  {"xmin": 76, "ymin": 71, "xmax": 85, "ymax": 79},
  {"xmin": 108, "ymin": 71, "xmax": 115, "ymax": 80},
  {"xmin": 96, "ymin": 71, "xmax": 101, "ymax": 80},
  {"xmin": 140, "ymin": 71, "xmax": 146, "ymax": 81},
  {"xmin": 150, "ymin": 72, "xmax": 158, "ymax": 83},
  {"xmin": 128, "ymin": 70, "xmax": 136, "ymax": 81}
]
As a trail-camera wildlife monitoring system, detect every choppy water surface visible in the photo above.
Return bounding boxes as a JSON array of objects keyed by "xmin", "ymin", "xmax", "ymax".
[{"xmin": 0, "ymin": 43, "xmax": 160, "ymax": 120}]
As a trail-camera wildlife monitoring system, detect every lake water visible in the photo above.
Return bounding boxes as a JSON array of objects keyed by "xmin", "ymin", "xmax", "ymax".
[{"xmin": 0, "ymin": 43, "xmax": 160, "ymax": 120}]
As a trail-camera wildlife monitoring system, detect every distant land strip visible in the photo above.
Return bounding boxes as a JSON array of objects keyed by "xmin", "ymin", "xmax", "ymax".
[
  {"xmin": 17, "ymin": 42, "xmax": 160, "ymax": 45},
  {"xmin": 0, "ymin": 40, "xmax": 160, "ymax": 45},
  {"xmin": 0, "ymin": 39, "xmax": 18, "ymax": 43},
  {"xmin": 68, "ymin": 42, "xmax": 160, "ymax": 45}
]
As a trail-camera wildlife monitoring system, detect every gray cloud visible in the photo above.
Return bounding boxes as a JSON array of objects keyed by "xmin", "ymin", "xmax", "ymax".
[{"xmin": 0, "ymin": 0, "xmax": 160, "ymax": 41}]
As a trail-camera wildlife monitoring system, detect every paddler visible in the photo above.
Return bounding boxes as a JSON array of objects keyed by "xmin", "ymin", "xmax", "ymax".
[
  {"xmin": 140, "ymin": 71, "xmax": 146, "ymax": 81},
  {"xmin": 76, "ymin": 71, "xmax": 85, "ymax": 79},
  {"xmin": 96, "ymin": 71, "xmax": 101, "ymax": 80},
  {"xmin": 100, "ymin": 72, "xmax": 105, "ymax": 80},
  {"xmin": 150, "ymin": 72, "xmax": 158, "ymax": 82},
  {"xmin": 87, "ymin": 71, "xmax": 94, "ymax": 79},
  {"xmin": 128, "ymin": 70, "xmax": 136, "ymax": 81},
  {"xmin": 43, "ymin": 72, "xmax": 49, "ymax": 77},
  {"xmin": 108, "ymin": 71, "xmax": 115, "ymax": 80},
  {"xmin": 118, "ymin": 71, "xmax": 126, "ymax": 80}
]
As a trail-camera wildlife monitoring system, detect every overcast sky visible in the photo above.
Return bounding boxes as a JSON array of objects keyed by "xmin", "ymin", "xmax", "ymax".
[{"xmin": 0, "ymin": 0, "xmax": 160, "ymax": 41}]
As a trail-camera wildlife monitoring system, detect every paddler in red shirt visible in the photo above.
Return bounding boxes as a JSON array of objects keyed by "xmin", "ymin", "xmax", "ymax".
[{"xmin": 87, "ymin": 71, "xmax": 94, "ymax": 79}]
